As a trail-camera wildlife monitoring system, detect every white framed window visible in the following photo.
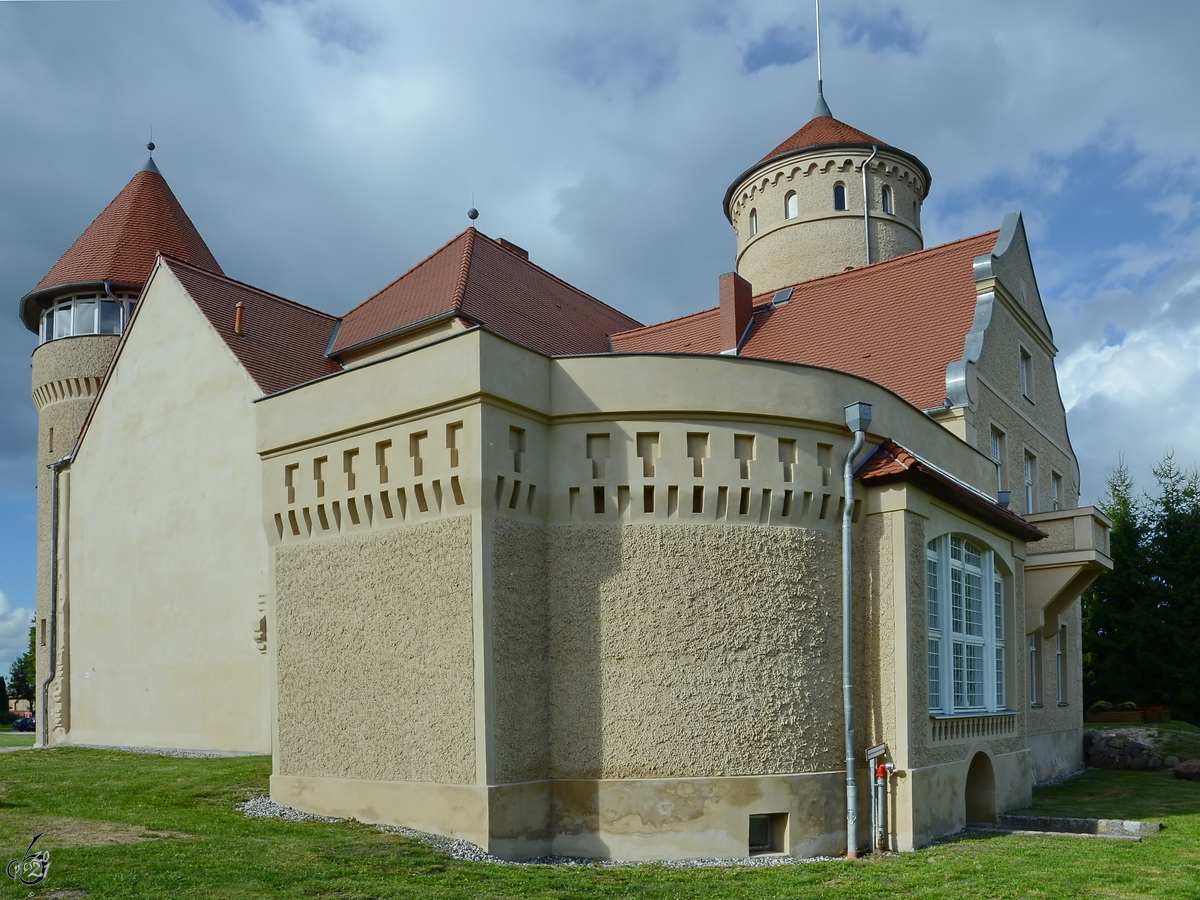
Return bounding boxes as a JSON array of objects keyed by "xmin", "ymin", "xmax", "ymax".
[
  {"xmin": 1028, "ymin": 633, "xmax": 1041, "ymax": 706},
  {"xmin": 927, "ymin": 534, "xmax": 1007, "ymax": 714},
  {"xmin": 749, "ymin": 208, "xmax": 758, "ymax": 236},
  {"xmin": 784, "ymin": 190, "xmax": 798, "ymax": 220},
  {"xmin": 833, "ymin": 183, "xmax": 847, "ymax": 211},
  {"xmin": 881, "ymin": 185, "xmax": 893, "ymax": 214},
  {"xmin": 1020, "ymin": 347, "xmax": 1033, "ymax": 399},
  {"xmin": 1051, "ymin": 472, "xmax": 1062, "ymax": 511},
  {"xmin": 1024, "ymin": 451, "xmax": 1036, "ymax": 513},
  {"xmin": 38, "ymin": 292, "xmax": 137, "ymax": 345},
  {"xmin": 990, "ymin": 426, "xmax": 1005, "ymax": 493}
]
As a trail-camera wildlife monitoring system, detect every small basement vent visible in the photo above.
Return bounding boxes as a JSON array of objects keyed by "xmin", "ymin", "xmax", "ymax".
[{"xmin": 748, "ymin": 813, "xmax": 787, "ymax": 855}]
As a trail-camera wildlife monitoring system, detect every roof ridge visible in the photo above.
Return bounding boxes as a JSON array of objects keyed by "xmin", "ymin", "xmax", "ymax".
[
  {"xmin": 471, "ymin": 230, "xmax": 642, "ymax": 326},
  {"xmin": 611, "ymin": 303, "xmax": 718, "ymax": 338},
  {"xmin": 160, "ymin": 255, "xmax": 338, "ymax": 320},
  {"xmin": 452, "ymin": 227, "xmax": 476, "ymax": 311},
  {"xmin": 749, "ymin": 229, "xmax": 1001, "ymax": 302},
  {"xmin": 340, "ymin": 228, "xmax": 474, "ymax": 318}
]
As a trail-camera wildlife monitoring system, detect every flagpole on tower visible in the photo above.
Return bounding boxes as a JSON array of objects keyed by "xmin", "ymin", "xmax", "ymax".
[{"xmin": 813, "ymin": 0, "xmax": 833, "ymax": 118}]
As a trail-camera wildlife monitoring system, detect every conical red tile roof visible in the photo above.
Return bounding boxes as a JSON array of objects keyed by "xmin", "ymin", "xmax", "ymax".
[
  {"xmin": 34, "ymin": 160, "xmax": 222, "ymax": 293},
  {"xmin": 760, "ymin": 115, "xmax": 886, "ymax": 162}
]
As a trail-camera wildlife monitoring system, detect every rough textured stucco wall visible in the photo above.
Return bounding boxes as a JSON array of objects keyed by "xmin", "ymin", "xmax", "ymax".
[
  {"xmin": 491, "ymin": 517, "xmax": 551, "ymax": 784},
  {"xmin": 853, "ymin": 512, "xmax": 895, "ymax": 755},
  {"xmin": 32, "ymin": 335, "xmax": 119, "ymax": 720},
  {"xmin": 1027, "ymin": 600, "xmax": 1083, "ymax": 737},
  {"xmin": 546, "ymin": 523, "xmax": 841, "ymax": 780},
  {"xmin": 275, "ymin": 516, "xmax": 475, "ymax": 783}
]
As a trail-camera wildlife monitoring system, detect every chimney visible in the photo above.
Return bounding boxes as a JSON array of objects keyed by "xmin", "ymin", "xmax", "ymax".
[
  {"xmin": 234, "ymin": 301, "xmax": 245, "ymax": 336},
  {"xmin": 720, "ymin": 272, "xmax": 753, "ymax": 354},
  {"xmin": 497, "ymin": 238, "xmax": 529, "ymax": 261}
]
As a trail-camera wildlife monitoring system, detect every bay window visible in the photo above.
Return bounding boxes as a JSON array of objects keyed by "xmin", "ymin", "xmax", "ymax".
[{"xmin": 927, "ymin": 534, "xmax": 1008, "ymax": 714}]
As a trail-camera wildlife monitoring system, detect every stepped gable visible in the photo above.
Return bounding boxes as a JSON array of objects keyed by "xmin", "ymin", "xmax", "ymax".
[
  {"xmin": 610, "ymin": 230, "xmax": 999, "ymax": 411},
  {"xmin": 36, "ymin": 161, "xmax": 222, "ymax": 292},
  {"xmin": 164, "ymin": 257, "xmax": 341, "ymax": 395},
  {"xmin": 331, "ymin": 228, "xmax": 642, "ymax": 358}
]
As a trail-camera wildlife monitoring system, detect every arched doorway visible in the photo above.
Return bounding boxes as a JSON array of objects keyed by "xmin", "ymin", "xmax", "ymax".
[{"xmin": 965, "ymin": 752, "xmax": 996, "ymax": 824}]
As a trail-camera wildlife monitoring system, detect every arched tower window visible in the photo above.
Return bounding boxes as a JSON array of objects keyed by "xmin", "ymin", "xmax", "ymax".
[
  {"xmin": 882, "ymin": 185, "xmax": 893, "ymax": 215},
  {"xmin": 833, "ymin": 183, "xmax": 847, "ymax": 211},
  {"xmin": 784, "ymin": 191, "xmax": 798, "ymax": 220},
  {"xmin": 749, "ymin": 208, "xmax": 758, "ymax": 236},
  {"xmin": 912, "ymin": 199, "xmax": 919, "ymax": 226}
]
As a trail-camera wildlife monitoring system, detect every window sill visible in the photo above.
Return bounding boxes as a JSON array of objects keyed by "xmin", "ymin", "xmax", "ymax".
[
  {"xmin": 1029, "ymin": 703, "xmax": 1044, "ymax": 709},
  {"xmin": 1058, "ymin": 702, "xmax": 1070, "ymax": 707}
]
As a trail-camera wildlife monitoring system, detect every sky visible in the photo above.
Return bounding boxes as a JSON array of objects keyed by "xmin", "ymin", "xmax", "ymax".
[{"xmin": 1, "ymin": 0, "xmax": 1199, "ymax": 675}]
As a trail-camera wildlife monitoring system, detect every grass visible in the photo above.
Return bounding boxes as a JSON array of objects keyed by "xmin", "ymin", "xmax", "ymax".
[
  {"xmin": 0, "ymin": 735, "xmax": 35, "ymax": 749},
  {"xmin": 0, "ymin": 748, "xmax": 1196, "ymax": 899}
]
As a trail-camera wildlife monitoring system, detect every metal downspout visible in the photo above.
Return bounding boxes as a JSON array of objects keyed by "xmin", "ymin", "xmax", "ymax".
[
  {"xmin": 40, "ymin": 456, "xmax": 70, "ymax": 747},
  {"xmin": 862, "ymin": 145, "xmax": 879, "ymax": 265},
  {"xmin": 841, "ymin": 402, "xmax": 872, "ymax": 858}
]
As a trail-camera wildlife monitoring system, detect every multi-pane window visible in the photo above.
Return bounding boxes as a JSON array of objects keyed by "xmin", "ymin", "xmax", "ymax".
[
  {"xmin": 881, "ymin": 185, "xmax": 893, "ymax": 214},
  {"xmin": 1056, "ymin": 625, "xmax": 1067, "ymax": 704},
  {"xmin": 1024, "ymin": 452, "xmax": 1036, "ymax": 513},
  {"xmin": 1020, "ymin": 347, "xmax": 1033, "ymax": 398},
  {"xmin": 39, "ymin": 293, "xmax": 137, "ymax": 345},
  {"xmin": 990, "ymin": 427, "xmax": 1005, "ymax": 493},
  {"xmin": 927, "ymin": 535, "xmax": 1007, "ymax": 713},
  {"xmin": 1051, "ymin": 472, "xmax": 1062, "ymax": 511},
  {"xmin": 1029, "ymin": 633, "xmax": 1041, "ymax": 706}
]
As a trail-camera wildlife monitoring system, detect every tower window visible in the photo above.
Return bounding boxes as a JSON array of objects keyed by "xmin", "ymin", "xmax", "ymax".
[
  {"xmin": 38, "ymin": 293, "xmax": 138, "ymax": 346},
  {"xmin": 881, "ymin": 185, "xmax": 893, "ymax": 215},
  {"xmin": 784, "ymin": 191, "xmax": 798, "ymax": 220},
  {"xmin": 749, "ymin": 208, "xmax": 758, "ymax": 236},
  {"xmin": 833, "ymin": 183, "xmax": 847, "ymax": 211}
]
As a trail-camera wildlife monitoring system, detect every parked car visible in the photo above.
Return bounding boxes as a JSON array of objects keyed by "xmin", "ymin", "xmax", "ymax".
[{"xmin": 12, "ymin": 717, "xmax": 35, "ymax": 732}]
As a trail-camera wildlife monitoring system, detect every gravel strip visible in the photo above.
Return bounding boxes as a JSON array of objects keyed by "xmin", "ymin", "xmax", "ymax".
[
  {"xmin": 69, "ymin": 744, "xmax": 242, "ymax": 758},
  {"xmin": 238, "ymin": 796, "xmax": 840, "ymax": 867}
]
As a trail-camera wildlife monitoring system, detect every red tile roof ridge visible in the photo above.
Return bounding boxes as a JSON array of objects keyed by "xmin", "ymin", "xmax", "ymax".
[
  {"xmin": 340, "ymin": 228, "xmax": 473, "ymax": 319},
  {"xmin": 452, "ymin": 227, "xmax": 477, "ymax": 310},
  {"xmin": 467, "ymin": 231, "xmax": 641, "ymax": 326},
  {"xmin": 747, "ymin": 229, "xmax": 1001, "ymax": 302},
  {"xmin": 610, "ymin": 303, "xmax": 719, "ymax": 339},
  {"xmin": 159, "ymin": 255, "xmax": 338, "ymax": 320}
]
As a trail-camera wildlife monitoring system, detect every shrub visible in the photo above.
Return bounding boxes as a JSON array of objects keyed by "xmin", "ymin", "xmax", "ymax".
[
  {"xmin": 1117, "ymin": 701, "xmax": 1139, "ymax": 711},
  {"xmin": 1089, "ymin": 700, "xmax": 1115, "ymax": 713}
]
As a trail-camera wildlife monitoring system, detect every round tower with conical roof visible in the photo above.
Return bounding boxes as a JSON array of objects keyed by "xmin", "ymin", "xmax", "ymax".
[
  {"xmin": 19, "ymin": 154, "xmax": 221, "ymax": 740},
  {"xmin": 723, "ymin": 91, "xmax": 931, "ymax": 293}
]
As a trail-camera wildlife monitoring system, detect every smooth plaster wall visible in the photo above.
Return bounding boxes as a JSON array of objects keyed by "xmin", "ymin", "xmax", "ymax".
[
  {"xmin": 61, "ymin": 271, "xmax": 270, "ymax": 751},
  {"xmin": 274, "ymin": 516, "xmax": 475, "ymax": 783},
  {"xmin": 32, "ymin": 334, "xmax": 119, "ymax": 733},
  {"xmin": 545, "ymin": 522, "xmax": 842, "ymax": 780}
]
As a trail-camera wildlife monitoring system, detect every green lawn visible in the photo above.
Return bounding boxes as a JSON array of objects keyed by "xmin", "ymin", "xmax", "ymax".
[
  {"xmin": 0, "ymin": 734, "xmax": 35, "ymax": 749},
  {"xmin": 0, "ymin": 748, "xmax": 1197, "ymax": 899}
]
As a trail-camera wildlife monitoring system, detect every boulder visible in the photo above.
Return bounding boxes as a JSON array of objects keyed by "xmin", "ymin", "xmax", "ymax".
[
  {"xmin": 1148, "ymin": 756, "xmax": 1163, "ymax": 770},
  {"xmin": 1172, "ymin": 760, "xmax": 1200, "ymax": 782},
  {"xmin": 1130, "ymin": 754, "xmax": 1148, "ymax": 771},
  {"xmin": 1165, "ymin": 756, "xmax": 1181, "ymax": 768}
]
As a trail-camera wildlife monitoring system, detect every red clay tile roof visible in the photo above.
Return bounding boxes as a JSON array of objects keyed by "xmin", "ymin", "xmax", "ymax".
[
  {"xmin": 35, "ymin": 163, "xmax": 222, "ymax": 293},
  {"xmin": 610, "ymin": 230, "xmax": 1000, "ymax": 411},
  {"xmin": 331, "ymin": 228, "xmax": 642, "ymax": 357},
  {"xmin": 760, "ymin": 115, "xmax": 886, "ymax": 162},
  {"xmin": 163, "ymin": 257, "xmax": 341, "ymax": 395},
  {"xmin": 857, "ymin": 440, "xmax": 1046, "ymax": 541}
]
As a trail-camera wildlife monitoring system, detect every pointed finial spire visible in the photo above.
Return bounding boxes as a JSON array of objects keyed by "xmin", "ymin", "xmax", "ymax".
[
  {"xmin": 813, "ymin": 0, "xmax": 833, "ymax": 118},
  {"xmin": 142, "ymin": 129, "xmax": 160, "ymax": 173}
]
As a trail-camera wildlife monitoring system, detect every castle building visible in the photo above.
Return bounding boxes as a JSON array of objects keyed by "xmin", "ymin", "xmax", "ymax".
[{"xmin": 21, "ymin": 92, "xmax": 1111, "ymax": 859}]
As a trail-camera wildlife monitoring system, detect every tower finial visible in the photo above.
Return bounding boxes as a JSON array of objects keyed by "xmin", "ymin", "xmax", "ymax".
[{"xmin": 813, "ymin": 0, "xmax": 832, "ymax": 118}]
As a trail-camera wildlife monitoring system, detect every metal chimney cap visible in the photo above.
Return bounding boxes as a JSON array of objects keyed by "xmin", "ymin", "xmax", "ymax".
[{"xmin": 844, "ymin": 402, "xmax": 872, "ymax": 433}]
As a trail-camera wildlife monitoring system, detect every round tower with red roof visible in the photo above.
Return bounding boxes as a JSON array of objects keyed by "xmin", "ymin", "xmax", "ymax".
[
  {"xmin": 20, "ymin": 153, "xmax": 221, "ymax": 737},
  {"xmin": 724, "ymin": 92, "xmax": 931, "ymax": 293}
]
